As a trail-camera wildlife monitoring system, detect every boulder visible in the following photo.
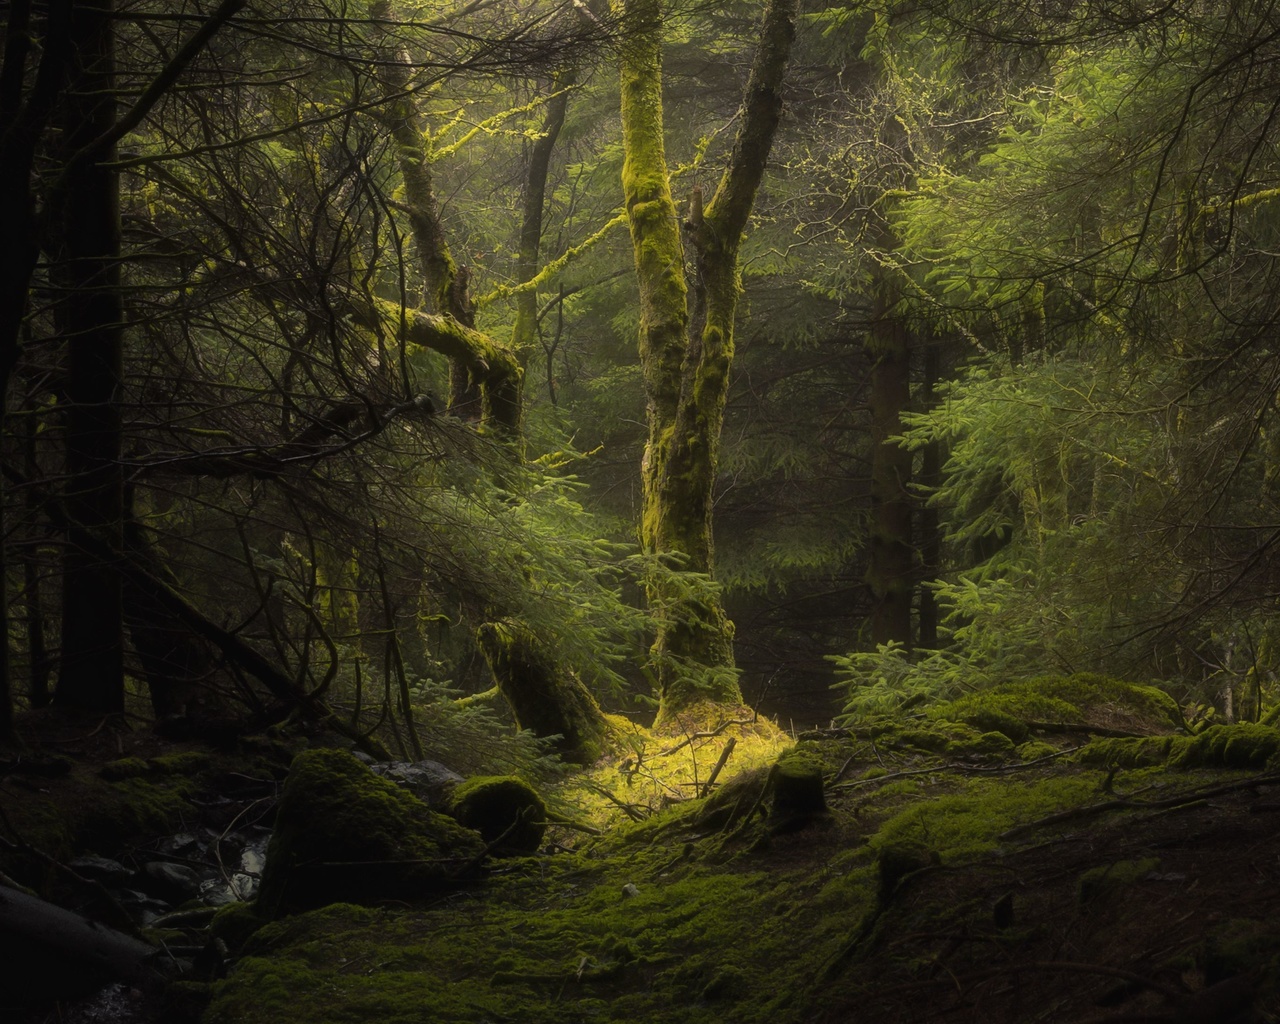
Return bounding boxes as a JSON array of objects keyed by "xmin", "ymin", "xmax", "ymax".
[{"xmin": 255, "ymin": 748, "xmax": 485, "ymax": 917}]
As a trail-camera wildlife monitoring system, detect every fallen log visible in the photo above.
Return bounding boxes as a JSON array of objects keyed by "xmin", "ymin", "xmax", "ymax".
[{"xmin": 0, "ymin": 883, "xmax": 165, "ymax": 1007}]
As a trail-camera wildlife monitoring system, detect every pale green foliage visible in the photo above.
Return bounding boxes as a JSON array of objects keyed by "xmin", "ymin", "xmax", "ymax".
[{"xmin": 831, "ymin": 641, "xmax": 977, "ymax": 719}]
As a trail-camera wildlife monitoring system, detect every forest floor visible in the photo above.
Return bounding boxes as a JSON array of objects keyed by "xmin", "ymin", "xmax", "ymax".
[{"xmin": 4, "ymin": 678, "xmax": 1280, "ymax": 1024}]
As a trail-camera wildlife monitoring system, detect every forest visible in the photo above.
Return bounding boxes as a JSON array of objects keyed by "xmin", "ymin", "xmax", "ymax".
[{"xmin": 4, "ymin": 1, "xmax": 1280, "ymax": 1022}]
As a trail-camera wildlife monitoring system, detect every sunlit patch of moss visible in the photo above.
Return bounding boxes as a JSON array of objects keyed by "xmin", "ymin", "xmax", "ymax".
[{"xmin": 553, "ymin": 708, "xmax": 788, "ymax": 832}]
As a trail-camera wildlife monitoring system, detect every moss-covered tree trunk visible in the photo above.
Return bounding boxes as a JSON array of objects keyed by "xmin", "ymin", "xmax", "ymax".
[
  {"xmin": 512, "ymin": 78, "xmax": 571, "ymax": 368},
  {"xmin": 370, "ymin": 0, "xmax": 520, "ymax": 432},
  {"xmin": 620, "ymin": 0, "xmax": 796, "ymax": 723},
  {"xmin": 475, "ymin": 620, "xmax": 611, "ymax": 765}
]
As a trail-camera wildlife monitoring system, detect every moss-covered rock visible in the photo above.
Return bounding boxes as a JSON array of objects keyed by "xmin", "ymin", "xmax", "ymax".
[
  {"xmin": 447, "ymin": 776, "xmax": 547, "ymax": 856},
  {"xmin": 209, "ymin": 902, "xmax": 266, "ymax": 953},
  {"xmin": 934, "ymin": 673, "xmax": 1182, "ymax": 737},
  {"xmin": 256, "ymin": 748, "xmax": 486, "ymax": 917}
]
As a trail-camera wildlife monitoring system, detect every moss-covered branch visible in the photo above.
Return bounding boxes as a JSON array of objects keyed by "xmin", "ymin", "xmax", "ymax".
[{"xmin": 370, "ymin": 299, "xmax": 522, "ymax": 433}]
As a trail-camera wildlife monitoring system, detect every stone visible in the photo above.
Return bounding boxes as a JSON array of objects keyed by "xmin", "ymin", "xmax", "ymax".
[
  {"xmin": 370, "ymin": 760, "xmax": 464, "ymax": 808},
  {"xmin": 255, "ymin": 748, "xmax": 485, "ymax": 917}
]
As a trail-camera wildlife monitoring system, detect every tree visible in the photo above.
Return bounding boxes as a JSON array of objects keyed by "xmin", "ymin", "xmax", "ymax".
[{"xmin": 618, "ymin": 0, "xmax": 796, "ymax": 723}]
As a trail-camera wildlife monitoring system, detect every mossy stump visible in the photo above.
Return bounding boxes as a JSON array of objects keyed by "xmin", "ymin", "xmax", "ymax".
[
  {"xmin": 448, "ymin": 776, "xmax": 547, "ymax": 856},
  {"xmin": 769, "ymin": 749, "xmax": 827, "ymax": 831},
  {"xmin": 256, "ymin": 748, "xmax": 485, "ymax": 917},
  {"xmin": 476, "ymin": 620, "xmax": 610, "ymax": 765}
]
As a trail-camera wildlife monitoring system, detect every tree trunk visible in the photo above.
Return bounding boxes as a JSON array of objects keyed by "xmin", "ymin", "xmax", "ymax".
[
  {"xmin": 866, "ymin": 264, "xmax": 914, "ymax": 648},
  {"xmin": 54, "ymin": 0, "xmax": 125, "ymax": 712},
  {"xmin": 475, "ymin": 620, "xmax": 611, "ymax": 765},
  {"xmin": 0, "ymin": 0, "xmax": 76, "ymax": 735},
  {"xmin": 370, "ymin": 0, "xmax": 519, "ymax": 431},
  {"xmin": 512, "ymin": 78, "xmax": 571, "ymax": 367},
  {"xmin": 620, "ymin": 0, "xmax": 796, "ymax": 724},
  {"xmin": 917, "ymin": 339, "xmax": 942, "ymax": 649}
]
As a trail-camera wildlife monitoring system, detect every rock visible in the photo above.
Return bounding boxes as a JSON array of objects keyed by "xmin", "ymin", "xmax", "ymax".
[
  {"xmin": 143, "ymin": 861, "xmax": 203, "ymax": 901},
  {"xmin": 447, "ymin": 775, "xmax": 547, "ymax": 856},
  {"xmin": 109, "ymin": 887, "xmax": 171, "ymax": 925},
  {"xmin": 68, "ymin": 854, "xmax": 134, "ymax": 886},
  {"xmin": 255, "ymin": 748, "xmax": 486, "ymax": 917},
  {"xmin": 621, "ymin": 882, "xmax": 640, "ymax": 899},
  {"xmin": 370, "ymin": 760, "xmax": 464, "ymax": 808}
]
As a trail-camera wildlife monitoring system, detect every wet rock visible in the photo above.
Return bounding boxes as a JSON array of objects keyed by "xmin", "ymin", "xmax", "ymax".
[
  {"xmin": 68, "ymin": 854, "xmax": 134, "ymax": 886},
  {"xmin": 109, "ymin": 888, "xmax": 171, "ymax": 926},
  {"xmin": 369, "ymin": 760, "xmax": 464, "ymax": 808},
  {"xmin": 142, "ymin": 861, "xmax": 203, "ymax": 901}
]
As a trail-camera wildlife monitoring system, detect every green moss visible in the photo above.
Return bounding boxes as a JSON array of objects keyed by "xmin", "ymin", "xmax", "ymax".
[
  {"xmin": 952, "ymin": 707, "xmax": 1029, "ymax": 744},
  {"xmin": 448, "ymin": 776, "xmax": 547, "ymax": 856},
  {"xmin": 935, "ymin": 673, "xmax": 1182, "ymax": 736},
  {"xmin": 99, "ymin": 757, "xmax": 150, "ymax": 781},
  {"xmin": 256, "ymin": 748, "xmax": 486, "ymax": 917},
  {"xmin": 1171, "ymin": 723, "xmax": 1280, "ymax": 769},
  {"xmin": 894, "ymin": 727, "xmax": 952, "ymax": 754},
  {"xmin": 892, "ymin": 721, "xmax": 1015, "ymax": 759},
  {"xmin": 1015, "ymin": 740, "xmax": 1059, "ymax": 761},
  {"xmin": 1077, "ymin": 858, "xmax": 1160, "ymax": 906},
  {"xmin": 1202, "ymin": 918, "xmax": 1280, "ymax": 985},
  {"xmin": 149, "ymin": 750, "xmax": 211, "ymax": 775},
  {"xmin": 1078, "ymin": 735, "xmax": 1179, "ymax": 768},
  {"xmin": 873, "ymin": 774, "xmax": 1100, "ymax": 862},
  {"xmin": 97, "ymin": 776, "xmax": 197, "ymax": 836},
  {"xmin": 210, "ymin": 902, "xmax": 266, "ymax": 952}
]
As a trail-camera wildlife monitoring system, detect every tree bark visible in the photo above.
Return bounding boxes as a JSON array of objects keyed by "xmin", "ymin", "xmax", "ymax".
[
  {"xmin": 53, "ymin": 0, "xmax": 126, "ymax": 712},
  {"xmin": 512, "ymin": 78, "xmax": 571, "ymax": 368},
  {"xmin": 370, "ymin": 0, "xmax": 519, "ymax": 430},
  {"xmin": 475, "ymin": 620, "xmax": 611, "ymax": 765},
  {"xmin": 620, "ymin": 0, "xmax": 796, "ymax": 722},
  {"xmin": 917, "ymin": 339, "xmax": 942, "ymax": 649}
]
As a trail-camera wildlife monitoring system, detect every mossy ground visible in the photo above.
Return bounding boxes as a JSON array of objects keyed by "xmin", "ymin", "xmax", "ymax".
[
  {"xmin": 8, "ymin": 680, "xmax": 1280, "ymax": 1024},
  {"xmin": 206, "ymin": 700, "xmax": 1280, "ymax": 1024}
]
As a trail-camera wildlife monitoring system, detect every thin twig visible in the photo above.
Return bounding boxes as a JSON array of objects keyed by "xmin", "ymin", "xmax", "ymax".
[{"xmin": 700, "ymin": 737, "xmax": 737, "ymax": 798}]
